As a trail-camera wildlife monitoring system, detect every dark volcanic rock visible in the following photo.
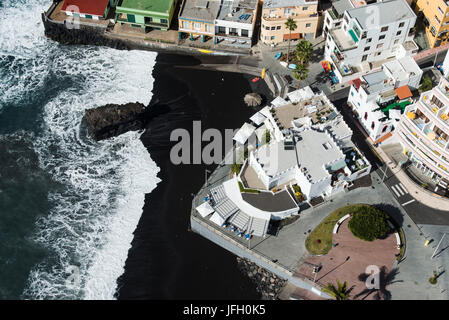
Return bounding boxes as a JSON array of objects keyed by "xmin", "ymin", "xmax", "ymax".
[
  {"xmin": 84, "ymin": 102, "xmax": 146, "ymax": 141},
  {"xmin": 41, "ymin": 13, "xmax": 129, "ymax": 50}
]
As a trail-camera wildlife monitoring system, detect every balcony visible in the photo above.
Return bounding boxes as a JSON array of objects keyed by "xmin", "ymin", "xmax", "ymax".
[
  {"xmin": 330, "ymin": 28, "xmax": 357, "ymax": 52},
  {"xmin": 330, "ymin": 53, "xmax": 354, "ymax": 76},
  {"xmin": 399, "ymin": 121, "xmax": 449, "ymax": 173}
]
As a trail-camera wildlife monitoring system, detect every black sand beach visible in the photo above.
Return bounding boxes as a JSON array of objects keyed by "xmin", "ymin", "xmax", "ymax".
[{"xmin": 116, "ymin": 53, "xmax": 273, "ymax": 299}]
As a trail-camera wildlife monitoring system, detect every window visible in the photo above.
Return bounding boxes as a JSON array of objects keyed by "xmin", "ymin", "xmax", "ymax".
[
  {"xmin": 375, "ymin": 52, "xmax": 381, "ymax": 56},
  {"xmin": 205, "ymin": 24, "xmax": 213, "ymax": 33},
  {"xmin": 394, "ymin": 39, "xmax": 399, "ymax": 44},
  {"xmin": 364, "ymin": 112, "xmax": 368, "ymax": 120},
  {"xmin": 276, "ymin": 26, "xmax": 281, "ymax": 30},
  {"xmin": 381, "ymin": 26, "xmax": 388, "ymax": 32},
  {"xmin": 382, "ymin": 125, "xmax": 388, "ymax": 133},
  {"xmin": 284, "ymin": 8, "xmax": 292, "ymax": 15},
  {"xmin": 271, "ymin": 26, "xmax": 276, "ymax": 30},
  {"xmin": 241, "ymin": 29, "xmax": 249, "ymax": 37},
  {"xmin": 303, "ymin": 6, "xmax": 308, "ymax": 10},
  {"xmin": 160, "ymin": 19, "xmax": 168, "ymax": 24},
  {"xmin": 399, "ymin": 22, "xmax": 404, "ymax": 28},
  {"xmin": 218, "ymin": 26, "xmax": 225, "ymax": 34},
  {"xmin": 326, "ymin": 18, "xmax": 330, "ymax": 25},
  {"xmin": 396, "ymin": 30, "xmax": 402, "ymax": 36},
  {"xmin": 379, "ymin": 34, "xmax": 385, "ymax": 40},
  {"xmin": 439, "ymin": 7, "xmax": 444, "ymax": 16},
  {"xmin": 371, "ymin": 122, "xmax": 375, "ymax": 130},
  {"xmin": 127, "ymin": 14, "xmax": 135, "ymax": 23},
  {"xmin": 85, "ymin": 14, "xmax": 92, "ymax": 19},
  {"xmin": 364, "ymin": 46, "xmax": 370, "ymax": 51},
  {"xmin": 145, "ymin": 17, "xmax": 153, "ymax": 24},
  {"xmin": 306, "ymin": 23, "xmax": 311, "ymax": 28},
  {"xmin": 362, "ymin": 55, "xmax": 367, "ymax": 61},
  {"xmin": 271, "ymin": 36, "xmax": 275, "ymax": 40},
  {"xmin": 265, "ymin": 26, "xmax": 269, "ymax": 30},
  {"xmin": 366, "ymin": 38, "xmax": 372, "ymax": 43},
  {"xmin": 194, "ymin": 22, "xmax": 201, "ymax": 30},
  {"xmin": 182, "ymin": 21, "xmax": 189, "ymax": 29},
  {"xmin": 376, "ymin": 43, "xmax": 383, "ymax": 49},
  {"xmin": 361, "ymin": 31, "xmax": 367, "ymax": 39}
]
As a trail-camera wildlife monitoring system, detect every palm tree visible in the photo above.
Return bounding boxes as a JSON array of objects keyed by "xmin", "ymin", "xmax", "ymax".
[
  {"xmin": 292, "ymin": 63, "xmax": 308, "ymax": 86},
  {"xmin": 322, "ymin": 280, "xmax": 355, "ymax": 300},
  {"xmin": 295, "ymin": 40, "xmax": 313, "ymax": 65},
  {"xmin": 285, "ymin": 17, "xmax": 297, "ymax": 63}
]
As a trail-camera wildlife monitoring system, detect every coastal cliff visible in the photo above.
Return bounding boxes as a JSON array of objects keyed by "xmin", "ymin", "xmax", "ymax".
[{"xmin": 41, "ymin": 12, "xmax": 129, "ymax": 49}]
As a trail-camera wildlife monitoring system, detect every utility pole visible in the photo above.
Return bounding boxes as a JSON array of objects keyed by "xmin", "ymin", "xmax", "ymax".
[{"xmin": 432, "ymin": 233, "xmax": 447, "ymax": 259}]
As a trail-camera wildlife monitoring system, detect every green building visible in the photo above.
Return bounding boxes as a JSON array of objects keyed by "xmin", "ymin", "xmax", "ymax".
[{"xmin": 115, "ymin": 0, "xmax": 177, "ymax": 31}]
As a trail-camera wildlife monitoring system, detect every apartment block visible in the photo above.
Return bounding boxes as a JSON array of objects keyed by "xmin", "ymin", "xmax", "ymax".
[
  {"xmin": 348, "ymin": 56, "xmax": 422, "ymax": 143},
  {"xmin": 396, "ymin": 77, "xmax": 449, "ymax": 183},
  {"xmin": 324, "ymin": 0, "xmax": 418, "ymax": 84},
  {"xmin": 260, "ymin": 0, "xmax": 320, "ymax": 45},
  {"xmin": 414, "ymin": 0, "xmax": 449, "ymax": 48}
]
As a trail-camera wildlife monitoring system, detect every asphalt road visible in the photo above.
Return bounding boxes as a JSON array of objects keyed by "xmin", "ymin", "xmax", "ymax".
[{"xmin": 331, "ymin": 96, "xmax": 449, "ymax": 226}]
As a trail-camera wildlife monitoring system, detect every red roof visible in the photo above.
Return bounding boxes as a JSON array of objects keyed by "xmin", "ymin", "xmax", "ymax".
[
  {"xmin": 61, "ymin": 0, "xmax": 110, "ymax": 17},
  {"xmin": 349, "ymin": 78, "xmax": 362, "ymax": 90},
  {"xmin": 395, "ymin": 85, "xmax": 413, "ymax": 100}
]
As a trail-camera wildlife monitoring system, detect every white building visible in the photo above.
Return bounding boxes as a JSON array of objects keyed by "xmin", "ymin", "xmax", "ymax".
[
  {"xmin": 348, "ymin": 55, "xmax": 422, "ymax": 143},
  {"xmin": 322, "ymin": 0, "xmax": 367, "ymax": 40},
  {"xmin": 396, "ymin": 77, "xmax": 449, "ymax": 184},
  {"xmin": 324, "ymin": 0, "xmax": 418, "ymax": 83},
  {"xmin": 243, "ymin": 88, "xmax": 371, "ymax": 201},
  {"xmin": 214, "ymin": 0, "xmax": 258, "ymax": 48}
]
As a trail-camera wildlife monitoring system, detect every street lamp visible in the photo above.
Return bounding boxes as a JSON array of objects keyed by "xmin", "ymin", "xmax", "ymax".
[{"xmin": 431, "ymin": 233, "xmax": 447, "ymax": 259}]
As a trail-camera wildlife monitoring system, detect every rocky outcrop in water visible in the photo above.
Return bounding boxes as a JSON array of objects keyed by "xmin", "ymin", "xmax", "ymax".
[
  {"xmin": 84, "ymin": 102, "xmax": 146, "ymax": 141},
  {"xmin": 236, "ymin": 257, "xmax": 287, "ymax": 300}
]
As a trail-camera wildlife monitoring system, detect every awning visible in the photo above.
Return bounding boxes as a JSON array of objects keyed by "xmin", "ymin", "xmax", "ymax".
[
  {"xmin": 209, "ymin": 212, "xmax": 225, "ymax": 226},
  {"xmin": 233, "ymin": 122, "xmax": 256, "ymax": 145},
  {"xmin": 395, "ymin": 85, "xmax": 412, "ymax": 100},
  {"xmin": 283, "ymin": 33, "xmax": 300, "ymax": 40},
  {"xmin": 271, "ymin": 96, "xmax": 289, "ymax": 108},
  {"xmin": 196, "ymin": 201, "xmax": 215, "ymax": 218},
  {"xmin": 250, "ymin": 112, "xmax": 267, "ymax": 126},
  {"xmin": 287, "ymin": 86, "xmax": 315, "ymax": 103}
]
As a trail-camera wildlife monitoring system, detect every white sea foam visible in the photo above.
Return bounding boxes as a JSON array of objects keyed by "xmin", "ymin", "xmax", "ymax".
[{"xmin": 0, "ymin": 0, "xmax": 160, "ymax": 299}]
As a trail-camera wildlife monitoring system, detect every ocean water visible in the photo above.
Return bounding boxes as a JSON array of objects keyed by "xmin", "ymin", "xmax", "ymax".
[{"xmin": 0, "ymin": 0, "xmax": 160, "ymax": 299}]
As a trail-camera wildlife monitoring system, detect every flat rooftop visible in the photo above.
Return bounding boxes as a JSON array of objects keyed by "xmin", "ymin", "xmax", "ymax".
[
  {"xmin": 274, "ymin": 94, "xmax": 337, "ymax": 128},
  {"xmin": 118, "ymin": 0, "xmax": 174, "ymax": 14},
  {"xmin": 179, "ymin": 0, "xmax": 221, "ymax": 22},
  {"xmin": 263, "ymin": 0, "xmax": 318, "ymax": 9},
  {"xmin": 383, "ymin": 56, "xmax": 422, "ymax": 83},
  {"xmin": 217, "ymin": 0, "xmax": 257, "ymax": 24},
  {"xmin": 253, "ymin": 141, "xmax": 298, "ymax": 177},
  {"xmin": 296, "ymin": 129, "xmax": 345, "ymax": 182},
  {"xmin": 347, "ymin": 0, "xmax": 416, "ymax": 29},
  {"xmin": 242, "ymin": 190, "xmax": 298, "ymax": 212},
  {"xmin": 330, "ymin": 28, "xmax": 357, "ymax": 51}
]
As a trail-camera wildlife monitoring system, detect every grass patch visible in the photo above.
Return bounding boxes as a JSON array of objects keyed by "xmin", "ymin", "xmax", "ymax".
[
  {"xmin": 305, "ymin": 204, "xmax": 367, "ymax": 255},
  {"xmin": 238, "ymin": 181, "xmax": 259, "ymax": 194}
]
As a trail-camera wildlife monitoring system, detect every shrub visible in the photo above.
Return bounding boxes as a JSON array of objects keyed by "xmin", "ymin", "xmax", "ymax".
[
  {"xmin": 429, "ymin": 271, "xmax": 438, "ymax": 285},
  {"xmin": 348, "ymin": 206, "xmax": 390, "ymax": 241},
  {"xmin": 265, "ymin": 129, "xmax": 271, "ymax": 144},
  {"xmin": 231, "ymin": 163, "xmax": 242, "ymax": 175}
]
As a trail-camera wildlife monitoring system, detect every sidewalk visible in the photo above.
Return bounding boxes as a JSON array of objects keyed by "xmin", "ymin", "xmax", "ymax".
[{"xmin": 373, "ymin": 140, "xmax": 449, "ymax": 211}]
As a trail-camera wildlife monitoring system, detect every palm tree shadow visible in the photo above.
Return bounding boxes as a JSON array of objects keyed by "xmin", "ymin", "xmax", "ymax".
[{"xmin": 354, "ymin": 266, "xmax": 403, "ymax": 300}]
